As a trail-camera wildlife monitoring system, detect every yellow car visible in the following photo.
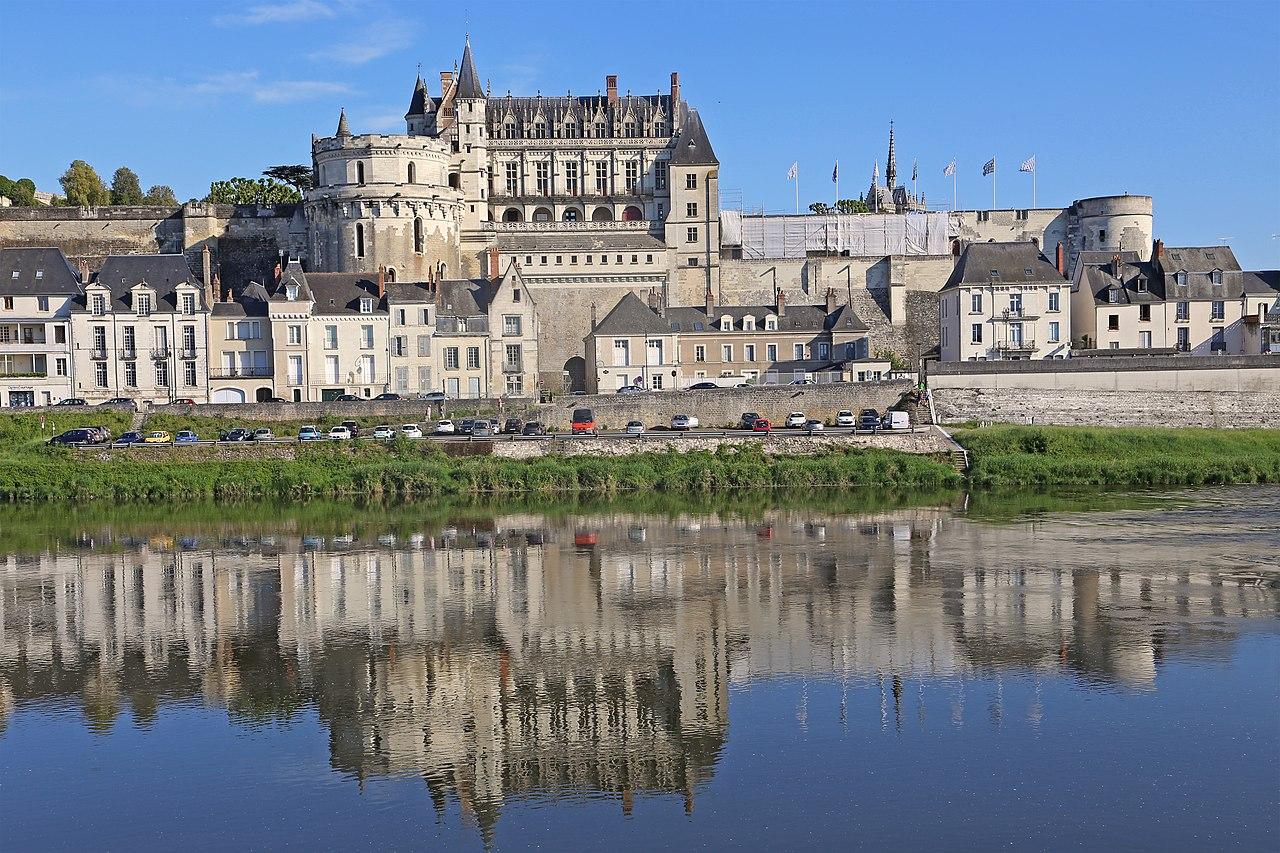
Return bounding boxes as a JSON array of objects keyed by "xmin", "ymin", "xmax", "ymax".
[{"xmin": 142, "ymin": 430, "xmax": 173, "ymax": 443}]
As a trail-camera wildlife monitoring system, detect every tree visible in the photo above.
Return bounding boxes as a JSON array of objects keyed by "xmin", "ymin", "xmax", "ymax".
[
  {"xmin": 263, "ymin": 165, "xmax": 314, "ymax": 193},
  {"xmin": 874, "ymin": 347, "xmax": 910, "ymax": 372},
  {"xmin": 205, "ymin": 177, "xmax": 301, "ymax": 205},
  {"xmin": 59, "ymin": 160, "xmax": 111, "ymax": 207},
  {"xmin": 808, "ymin": 202, "xmax": 832, "ymax": 215},
  {"xmin": 110, "ymin": 167, "xmax": 144, "ymax": 205},
  {"xmin": 143, "ymin": 185, "xmax": 178, "ymax": 206},
  {"xmin": 835, "ymin": 198, "xmax": 869, "ymax": 214},
  {"xmin": 0, "ymin": 175, "xmax": 37, "ymax": 206}
]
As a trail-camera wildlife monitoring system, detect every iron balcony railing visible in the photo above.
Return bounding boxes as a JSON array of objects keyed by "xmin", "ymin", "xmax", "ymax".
[
  {"xmin": 118, "ymin": 347, "xmax": 137, "ymax": 359},
  {"xmin": 209, "ymin": 367, "xmax": 272, "ymax": 379},
  {"xmin": 995, "ymin": 339, "xmax": 1037, "ymax": 352},
  {"xmin": 151, "ymin": 347, "xmax": 170, "ymax": 359}
]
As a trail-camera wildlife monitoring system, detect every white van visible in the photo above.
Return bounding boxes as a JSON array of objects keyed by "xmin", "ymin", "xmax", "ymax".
[{"xmin": 881, "ymin": 411, "xmax": 910, "ymax": 431}]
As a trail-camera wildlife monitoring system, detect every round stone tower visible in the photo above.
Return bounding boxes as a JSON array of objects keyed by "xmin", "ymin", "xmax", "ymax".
[
  {"xmin": 1070, "ymin": 194, "xmax": 1154, "ymax": 261},
  {"xmin": 305, "ymin": 110, "xmax": 463, "ymax": 280}
]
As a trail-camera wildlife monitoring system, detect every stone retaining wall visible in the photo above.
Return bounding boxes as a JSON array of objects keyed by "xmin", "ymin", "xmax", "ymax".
[
  {"xmin": 933, "ymin": 387, "xmax": 1280, "ymax": 429},
  {"xmin": 491, "ymin": 429, "xmax": 953, "ymax": 459}
]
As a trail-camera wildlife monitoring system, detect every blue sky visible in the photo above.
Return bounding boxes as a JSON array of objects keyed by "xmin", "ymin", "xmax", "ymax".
[{"xmin": 2, "ymin": 0, "xmax": 1277, "ymax": 267}]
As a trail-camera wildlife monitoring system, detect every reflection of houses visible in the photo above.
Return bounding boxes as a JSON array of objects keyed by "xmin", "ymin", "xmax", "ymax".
[{"xmin": 2, "ymin": 504, "xmax": 1277, "ymax": 835}]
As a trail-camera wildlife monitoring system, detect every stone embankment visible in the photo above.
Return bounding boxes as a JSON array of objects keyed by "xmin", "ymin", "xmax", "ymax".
[{"xmin": 491, "ymin": 428, "xmax": 955, "ymax": 459}]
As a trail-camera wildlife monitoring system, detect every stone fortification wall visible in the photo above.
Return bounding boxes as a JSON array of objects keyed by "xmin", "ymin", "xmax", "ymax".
[
  {"xmin": 930, "ymin": 357, "xmax": 1280, "ymax": 428},
  {"xmin": 0, "ymin": 205, "xmax": 185, "ymax": 264},
  {"xmin": 492, "ymin": 429, "xmax": 953, "ymax": 459},
  {"xmin": 535, "ymin": 380, "xmax": 912, "ymax": 430}
]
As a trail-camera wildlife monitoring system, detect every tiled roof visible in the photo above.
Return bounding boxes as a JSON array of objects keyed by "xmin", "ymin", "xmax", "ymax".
[{"xmin": 0, "ymin": 247, "xmax": 81, "ymax": 296}]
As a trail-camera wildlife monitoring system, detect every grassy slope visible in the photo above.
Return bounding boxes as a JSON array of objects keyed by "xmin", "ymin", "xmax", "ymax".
[{"xmin": 954, "ymin": 425, "xmax": 1280, "ymax": 488}]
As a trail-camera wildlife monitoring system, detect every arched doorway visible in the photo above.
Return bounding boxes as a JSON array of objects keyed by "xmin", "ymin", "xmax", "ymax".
[
  {"xmin": 532, "ymin": 207, "xmax": 552, "ymax": 222},
  {"xmin": 503, "ymin": 208, "xmax": 522, "ymax": 222},
  {"xmin": 622, "ymin": 205, "xmax": 643, "ymax": 222},
  {"xmin": 255, "ymin": 387, "xmax": 274, "ymax": 403},
  {"xmin": 213, "ymin": 388, "xmax": 246, "ymax": 404},
  {"xmin": 562, "ymin": 356, "xmax": 587, "ymax": 392},
  {"xmin": 591, "ymin": 207, "xmax": 613, "ymax": 222}
]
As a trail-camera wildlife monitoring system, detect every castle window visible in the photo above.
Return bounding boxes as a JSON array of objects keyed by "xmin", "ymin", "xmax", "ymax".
[
  {"xmin": 504, "ymin": 208, "xmax": 523, "ymax": 223},
  {"xmin": 407, "ymin": 162, "xmax": 416, "ymax": 184},
  {"xmin": 687, "ymin": 202, "xmax": 698, "ymax": 218},
  {"xmin": 534, "ymin": 121, "xmax": 547, "ymax": 139},
  {"xmin": 595, "ymin": 161, "xmax": 609, "ymax": 194},
  {"xmin": 504, "ymin": 121, "xmax": 516, "ymax": 138},
  {"xmin": 564, "ymin": 122, "xmax": 577, "ymax": 138},
  {"xmin": 624, "ymin": 161, "xmax": 639, "ymax": 193},
  {"xmin": 624, "ymin": 121, "xmax": 636, "ymax": 138},
  {"xmin": 355, "ymin": 223, "xmax": 365, "ymax": 258},
  {"xmin": 564, "ymin": 161, "xmax": 579, "ymax": 195},
  {"xmin": 413, "ymin": 217, "xmax": 424, "ymax": 253},
  {"xmin": 386, "ymin": 268, "xmax": 396, "ymax": 282},
  {"xmin": 356, "ymin": 161, "xmax": 365, "ymax": 185},
  {"xmin": 655, "ymin": 164, "xmax": 667, "ymax": 190},
  {"xmin": 360, "ymin": 298, "xmax": 374, "ymax": 314},
  {"xmin": 686, "ymin": 174, "xmax": 697, "ymax": 190},
  {"xmin": 687, "ymin": 227, "xmax": 699, "ymax": 243},
  {"xmin": 655, "ymin": 122, "xmax": 665, "ymax": 137},
  {"xmin": 535, "ymin": 162, "xmax": 551, "ymax": 195},
  {"xmin": 563, "ymin": 209, "xmax": 579, "ymax": 222},
  {"xmin": 1211, "ymin": 270, "xmax": 1223, "ymax": 286},
  {"xmin": 594, "ymin": 121, "xmax": 606, "ymax": 137}
]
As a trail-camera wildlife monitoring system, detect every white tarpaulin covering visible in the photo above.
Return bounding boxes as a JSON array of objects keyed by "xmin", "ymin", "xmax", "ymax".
[{"xmin": 723, "ymin": 211, "xmax": 950, "ymax": 259}]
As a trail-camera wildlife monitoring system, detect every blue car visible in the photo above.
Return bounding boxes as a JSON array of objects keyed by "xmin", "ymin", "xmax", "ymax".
[{"xmin": 175, "ymin": 430, "xmax": 200, "ymax": 443}]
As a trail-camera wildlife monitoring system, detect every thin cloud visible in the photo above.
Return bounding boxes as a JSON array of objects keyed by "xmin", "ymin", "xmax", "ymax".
[
  {"xmin": 92, "ymin": 70, "xmax": 352, "ymax": 107},
  {"xmin": 358, "ymin": 108, "xmax": 410, "ymax": 132},
  {"xmin": 309, "ymin": 19, "xmax": 413, "ymax": 65},
  {"xmin": 214, "ymin": 0, "xmax": 337, "ymax": 27}
]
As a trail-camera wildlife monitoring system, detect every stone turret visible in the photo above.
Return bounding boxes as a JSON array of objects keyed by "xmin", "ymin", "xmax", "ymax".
[
  {"xmin": 335, "ymin": 108, "xmax": 351, "ymax": 138},
  {"xmin": 405, "ymin": 74, "xmax": 435, "ymax": 136}
]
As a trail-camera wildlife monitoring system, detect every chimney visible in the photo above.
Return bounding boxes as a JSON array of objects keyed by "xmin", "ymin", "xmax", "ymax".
[
  {"xmin": 488, "ymin": 246, "xmax": 500, "ymax": 280},
  {"xmin": 78, "ymin": 259, "xmax": 89, "ymax": 283},
  {"xmin": 1152, "ymin": 238, "xmax": 1164, "ymax": 260},
  {"xmin": 590, "ymin": 302, "xmax": 598, "ymax": 330},
  {"xmin": 201, "ymin": 245, "xmax": 213, "ymax": 306},
  {"xmin": 776, "ymin": 288, "xmax": 786, "ymax": 317},
  {"xmin": 440, "ymin": 71, "xmax": 454, "ymax": 115},
  {"xmin": 376, "ymin": 265, "xmax": 386, "ymax": 299},
  {"xmin": 670, "ymin": 72, "xmax": 680, "ymax": 107},
  {"xmin": 606, "ymin": 74, "xmax": 618, "ymax": 106},
  {"xmin": 704, "ymin": 283, "xmax": 714, "ymax": 317},
  {"xmin": 825, "ymin": 287, "xmax": 837, "ymax": 314},
  {"xmin": 1055, "ymin": 241, "xmax": 1065, "ymax": 275},
  {"xmin": 1111, "ymin": 254, "xmax": 1123, "ymax": 276}
]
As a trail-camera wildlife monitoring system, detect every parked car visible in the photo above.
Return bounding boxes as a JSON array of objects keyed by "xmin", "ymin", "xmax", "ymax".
[
  {"xmin": 99, "ymin": 397, "xmax": 136, "ymax": 409},
  {"xmin": 752, "ymin": 418, "xmax": 772, "ymax": 433},
  {"xmin": 373, "ymin": 393, "xmax": 403, "ymax": 401},
  {"xmin": 169, "ymin": 398, "xmax": 197, "ymax": 406},
  {"xmin": 625, "ymin": 420, "xmax": 645, "ymax": 435},
  {"xmin": 789, "ymin": 378, "xmax": 815, "ymax": 386},
  {"xmin": 252, "ymin": 428, "xmax": 274, "ymax": 441},
  {"xmin": 571, "ymin": 408, "xmax": 597, "ymax": 435},
  {"xmin": 804, "ymin": 419, "xmax": 825, "ymax": 433},
  {"xmin": 334, "ymin": 394, "xmax": 360, "ymax": 402},
  {"xmin": 521, "ymin": 421, "xmax": 546, "ymax": 436},
  {"xmin": 881, "ymin": 410, "xmax": 911, "ymax": 431},
  {"xmin": 434, "ymin": 419, "xmax": 456, "ymax": 435},
  {"xmin": 835, "ymin": 410, "xmax": 856, "ymax": 427},
  {"xmin": 175, "ymin": 430, "xmax": 200, "ymax": 443},
  {"xmin": 858, "ymin": 409, "xmax": 881, "ymax": 431},
  {"xmin": 399, "ymin": 423, "xmax": 423, "ymax": 439},
  {"xmin": 219, "ymin": 428, "xmax": 251, "ymax": 442},
  {"xmin": 327, "ymin": 426, "xmax": 352, "ymax": 440},
  {"xmin": 471, "ymin": 420, "xmax": 494, "ymax": 438},
  {"xmin": 419, "ymin": 391, "xmax": 448, "ymax": 403},
  {"xmin": 489, "ymin": 418, "xmax": 500, "ymax": 434},
  {"xmin": 48, "ymin": 428, "xmax": 95, "ymax": 445},
  {"xmin": 262, "ymin": 396, "xmax": 287, "ymax": 403},
  {"xmin": 115, "ymin": 431, "xmax": 143, "ymax": 445},
  {"xmin": 458, "ymin": 418, "xmax": 476, "ymax": 435},
  {"xmin": 739, "ymin": 412, "xmax": 761, "ymax": 430},
  {"xmin": 54, "ymin": 398, "xmax": 87, "ymax": 407},
  {"xmin": 298, "ymin": 425, "xmax": 321, "ymax": 441},
  {"xmin": 142, "ymin": 431, "xmax": 173, "ymax": 444},
  {"xmin": 785, "ymin": 411, "xmax": 806, "ymax": 428},
  {"xmin": 372, "ymin": 425, "xmax": 396, "ymax": 441},
  {"xmin": 616, "ymin": 385, "xmax": 644, "ymax": 394},
  {"xmin": 86, "ymin": 426, "xmax": 113, "ymax": 443},
  {"xmin": 686, "ymin": 381, "xmax": 719, "ymax": 390},
  {"xmin": 341, "ymin": 420, "xmax": 360, "ymax": 438},
  {"xmin": 503, "ymin": 418, "xmax": 523, "ymax": 434},
  {"xmin": 671, "ymin": 414, "xmax": 700, "ymax": 430}
]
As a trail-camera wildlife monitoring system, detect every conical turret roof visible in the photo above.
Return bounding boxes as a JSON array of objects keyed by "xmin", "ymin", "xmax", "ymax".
[
  {"xmin": 336, "ymin": 108, "xmax": 351, "ymax": 137},
  {"xmin": 406, "ymin": 75, "xmax": 432, "ymax": 116},
  {"xmin": 456, "ymin": 37, "xmax": 484, "ymax": 100}
]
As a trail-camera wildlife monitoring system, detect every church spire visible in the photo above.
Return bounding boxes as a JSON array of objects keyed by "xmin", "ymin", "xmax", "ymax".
[
  {"xmin": 885, "ymin": 121, "xmax": 897, "ymax": 190},
  {"xmin": 336, "ymin": 108, "xmax": 351, "ymax": 138}
]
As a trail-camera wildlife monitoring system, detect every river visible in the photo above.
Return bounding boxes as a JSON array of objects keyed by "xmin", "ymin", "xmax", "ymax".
[{"xmin": 1, "ymin": 487, "xmax": 1277, "ymax": 851}]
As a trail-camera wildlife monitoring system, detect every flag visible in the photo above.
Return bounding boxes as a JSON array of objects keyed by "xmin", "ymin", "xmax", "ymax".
[
  {"xmin": 943, "ymin": 159, "xmax": 956, "ymax": 177},
  {"xmin": 912, "ymin": 159, "xmax": 918, "ymax": 182},
  {"xmin": 832, "ymin": 161, "xmax": 838, "ymax": 183},
  {"xmin": 982, "ymin": 158, "xmax": 996, "ymax": 176},
  {"xmin": 1019, "ymin": 155, "xmax": 1036, "ymax": 173},
  {"xmin": 787, "ymin": 162, "xmax": 798, "ymax": 181}
]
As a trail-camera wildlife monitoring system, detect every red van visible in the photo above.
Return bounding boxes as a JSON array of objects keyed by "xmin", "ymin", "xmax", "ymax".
[{"xmin": 571, "ymin": 408, "xmax": 597, "ymax": 435}]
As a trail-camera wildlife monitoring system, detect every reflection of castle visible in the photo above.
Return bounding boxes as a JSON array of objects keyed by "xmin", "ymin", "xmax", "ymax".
[{"xmin": 2, "ymin": 505, "xmax": 1276, "ymax": 836}]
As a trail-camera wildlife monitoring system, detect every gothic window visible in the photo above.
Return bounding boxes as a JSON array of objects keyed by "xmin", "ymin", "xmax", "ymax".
[
  {"xmin": 414, "ymin": 217, "xmax": 424, "ymax": 253},
  {"xmin": 624, "ymin": 121, "xmax": 636, "ymax": 138},
  {"xmin": 534, "ymin": 121, "xmax": 547, "ymax": 139},
  {"xmin": 407, "ymin": 162, "xmax": 416, "ymax": 184},
  {"xmin": 594, "ymin": 121, "xmax": 606, "ymax": 137},
  {"xmin": 563, "ymin": 209, "xmax": 579, "ymax": 222},
  {"xmin": 386, "ymin": 267, "xmax": 396, "ymax": 282},
  {"xmin": 355, "ymin": 223, "xmax": 365, "ymax": 258},
  {"xmin": 564, "ymin": 122, "xmax": 577, "ymax": 139},
  {"xmin": 655, "ymin": 163, "xmax": 667, "ymax": 190},
  {"xmin": 504, "ymin": 121, "xmax": 516, "ymax": 138},
  {"xmin": 655, "ymin": 122, "xmax": 666, "ymax": 137}
]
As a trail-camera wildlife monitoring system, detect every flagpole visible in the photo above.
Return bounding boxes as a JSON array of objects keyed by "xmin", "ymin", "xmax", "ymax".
[
  {"xmin": 992, "ymin": 165, "xmax": 997, "ymax": 210},
  {"xmin": 835, "ymin": 160, "xmax": 839, "ymax": 209},
  {"xmin": 795, "ymin": 167, "xmax": 799, "ymax": 215},
  {"xmin": 1032, "ymin": 164, "xmax": 1037, "ymax": 208},
  {"xmin": 953, "ymin": 166, "xmax": 957, "ymax": 211}
]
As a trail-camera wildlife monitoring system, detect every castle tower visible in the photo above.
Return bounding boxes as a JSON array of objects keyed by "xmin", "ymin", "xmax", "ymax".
[
  {"xmin": 664, "ymin": 106, "xmax": 720, "ymax": 305},
  {"xmin": 453, "ymin": 36, "xmax": 490, "ymax": 237},
  {"xmin": 405, "ymin": 74, "xmax": 435, "ymax": 136}
]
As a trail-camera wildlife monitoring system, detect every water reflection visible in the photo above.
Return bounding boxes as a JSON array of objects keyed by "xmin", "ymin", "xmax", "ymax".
[{"xmin": 1, "ymin": 489, "xmax": 1277, "ymax": 844}]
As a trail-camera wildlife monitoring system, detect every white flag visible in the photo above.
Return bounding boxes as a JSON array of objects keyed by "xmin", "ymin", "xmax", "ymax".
[
  {"xmin": 943, "ymin": 159, "xmax": 956, "ymax": 177},
  {"xmin": 1019, "ymin": 155, "xmax": 1036, "ymax": 173},
  {"xmin": 787, "ymin": 162, "xmax": 798, "ymax": 181},
  {"xmin": 982, "ymin": 158, "xmax": 996, "ymax": 176}
]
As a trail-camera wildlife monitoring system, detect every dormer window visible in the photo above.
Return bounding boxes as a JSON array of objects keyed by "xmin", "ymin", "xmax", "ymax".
[
  {"xmin": 989, "ymin": 269, "xmax": 1000, "ymax": 280},
  {"xmin": 91, "ymin": 294, "xmax": 105, "ymax": 315},
  {"xmin": 35, "ymin": 270, "xmax": 43, "ymax": 279},
  {"xmin": 359, "ymin": 297, "xmax": 373, "ymax": 314},
  {"xmin": 136, "ymin": 293, "xmax": 152, "ymax": 317},
  {"xmin": 181, "ymin": 293, "xmax": 195, "ymax": 315},
  {"xmin": 286, "ymin": 284, "xmax": 299, "ymax": 301},
  {"xmin": 1108, "ymin": 289, "xmax": 1119, "ymax": 303},
  {"xmin": 1175, "ymin": 271, "xmax": 1188, "ymax": 287},
  {"xmin": 743, "ymin": 316, "xmax": 756, "ymax": 331},
  {"xmin": 1136, "ymin": 277, "xmax": 1148, "ymax": 292},
  {"xmin": 720, "ymin": 315, "xmax": 733, "ymax": 332},
  {"xmin": 765, "ymin": 316, "xmax": 778, "ymax": 331},
  {"xmin": 1023, "ymin": 268, "xmax": 1033, "ymax": 278},
  {"xmin": 1210, "ymin": 270, "xmax": 1223, "ymax": 286}
]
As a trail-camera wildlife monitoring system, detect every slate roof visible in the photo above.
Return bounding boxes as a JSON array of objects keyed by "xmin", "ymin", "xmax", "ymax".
[
  {"xmin": 669, "ymin": 107, "xmax": 717, "ymax": 167},
  {"xmin": 433, "ymin": 279, "xmax": 493, "ymax": 318},
  {"xmin": 1154, "ymin": 246, "xmax": 1248, "ymax": 299},
  {"xmin": 87, "ymin": 254, "xmax": 203, "ymax": 311},
  {"xmin": 495, "ymin": 232, "xmax": 666, "ymax": 252},
  {"xmin": 1242, "ymin": 270, "xmax": 1280, "ymax": 296},
  {"xmin": 942, "ymin": 242, "xmax": 1065, "ymax": 291},
  {"xmin": 211, "ymin": 281, "xmax": 270, "ymax": 318},
  {"xmin": 304, "ymin": 273, "xmax": 386, "ymax": 316},
  {"xmin": 487, "ymin": 93, "xmax": 673, "ymax": 134},
  {"xmin": 271, "ymin": 259, "xmax": 314, "ymax": 303},
  {"xmin": 1075, "ymin": 253, "xmax": 1165, "ymax": 305},
  {"xmin": 0, "ymin": 247, "xmax": 81, "ymax": 296},
  {"xmin": 591, "ymin": 292, "xmax": 868, "ymax": 336},
  {"xmin": 406, "ymin": 75, "xmax": 431, "ymax": 116},
  {"xmin": 456, "ymin": 39, "xmax": 484, "ymax": 100},
  {"xmin": 385, "ymin": 281, "xmax": 435, "ymax": 306},
  {"xmin": 591, "ymin": 292, "xmax": 671, "ymax": 336}
]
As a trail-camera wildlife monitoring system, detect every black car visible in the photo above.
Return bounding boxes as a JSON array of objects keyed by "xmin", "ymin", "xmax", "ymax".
[
  {"xmin": 262, "ymin": 396, "xmax": 287, "ymax": 403},
  {"xmin": 458, "ymin": 418, "xmax": 476, "ymax": 435},
  {"xmin": 341, "ymin": 420, "xmax": 360, "ymax": 437},
  {"xmin": 373, "ymin": 393, "xmax": 403, "ymax": 401},
  {"xmin": 858, "ymin": 409, "xmax": 880, "ymax": 431},
  {"xmin": 503, "ymin": 418, "xmax": 523, "ymax": 434},
  {"xmin": 521, "ymin": 422, "xmax": 546, "ymax": 436},
  {"xmin": 54, "ymin": 398, "xmax": 87, "ymax": 407},
  {"xmin": 219, "ymin": 428, "xmax": 252, "ymax": 442},
  {"xmin": 99, "ymin": 397, "xmax": 135, "ymax": 408},
  {"xmin": 334, "ymin": 394, "xmax": 361, "ymax": 402},
  {"xmin": 687, "ymin": 382, "xmax": 719, "ymax": 390},
  {"xmin": 48, "ymin": 428, "xmax": 95, "ymax": 445},
  {"xmin": 739, "ymin": 411, "xmax": 761, "ymax": 430},
  {"xmin": 419, "ymin": 391, "xmax": 448, "ymax": 403}
]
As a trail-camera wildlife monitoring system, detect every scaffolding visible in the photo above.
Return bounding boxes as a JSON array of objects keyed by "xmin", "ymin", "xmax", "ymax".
[{"xmin": 722, "ymin": 210, "xmax": 950, "ymax": 259}]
